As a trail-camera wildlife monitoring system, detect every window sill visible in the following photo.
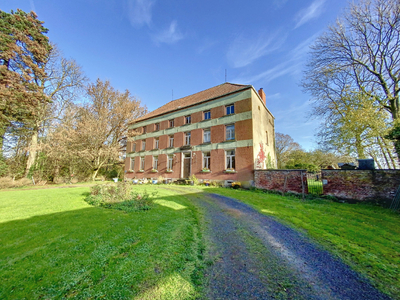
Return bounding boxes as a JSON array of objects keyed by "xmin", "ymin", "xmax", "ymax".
[
  {"xmin": 127, "ymin": 170, "xmax": 134, "ymax": 173},
  {"xmin": 220, "ymin": 114, "xmax": 235, "ymax": 118},
  {"xmin": 138, "ymin": 150, "xmax": 146, "ymax": 153},
  {"xmin": 200, "ymin": 119, "xmax": 210, "ymax": 122},
  {"xmin": 137, "ymin": 170, "xmax": 144, "ymax": 173},
  {"xmin": 151, "ymin": 170, "xmax": 158, "ymax": 173},
  {"xmin": 223, "ymin": 139, "xmax": 236, "ymax": 143},
  {"xmin": 167, "ymin": 146, "xmax": 175, "ymax": 149},
  {"xmin": 165, "ymin": 170, "xmax": 173, "ymax": 173},
  {"xmin": 201, "ymin": 142, "xmax": 211, "ymax": 145},
  {"xmin": 201, "ymin": 170, "xmax": 211, "ymax": 173},
  {"xmin": 224, "ymin": 169, "xmax": 237, "ymax": 174},
  {"xmin": 127, "ymin": 152, "xmax": 135, "ymax": 154}
]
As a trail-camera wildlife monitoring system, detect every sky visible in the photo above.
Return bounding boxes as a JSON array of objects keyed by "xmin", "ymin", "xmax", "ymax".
[{"xmin": 2, "ymin": 0, "xmax": 351, "ymax": 150}]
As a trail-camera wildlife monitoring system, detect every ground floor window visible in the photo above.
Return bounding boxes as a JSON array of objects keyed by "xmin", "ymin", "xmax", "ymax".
[
  {"xmin": 203, "ymin": 152, "xmax": 210, "ymax": 169},
  {"xmin": 226, "ymin": 149, "xmax": 235, "ymax": 169},
  {"xmin": 168, "ymin": 155, "xmax": 173, "ymax": 170},
  {"xmin": 140, "ymin": 156, "xmax": 145, "ymax": 170},
  {"xmin": 130, "ymin": 158, "xmax": 135, "ymax": 170},
  {"xmin": 153, "ymin": 156, "xmax": 158, "ymax": 170}
]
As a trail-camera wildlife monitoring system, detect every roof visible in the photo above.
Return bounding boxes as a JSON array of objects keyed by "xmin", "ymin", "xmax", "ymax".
[{"xmin": 133, "ymin": 82, "xmax": 252, "ymax": 123}]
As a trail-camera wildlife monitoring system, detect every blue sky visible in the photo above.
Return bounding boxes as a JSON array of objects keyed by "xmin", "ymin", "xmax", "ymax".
[{"xmin": 2, "ymin": 0, "xmax": 350, "ymax": 150}]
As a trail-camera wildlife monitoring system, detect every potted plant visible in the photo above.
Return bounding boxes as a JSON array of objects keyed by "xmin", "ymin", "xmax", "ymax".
[
  {"xmin": 166, "ymin": 169, "xmax": 173, "ymax": 173},
  {"xmin": 127, "ymin": 169, "xmax": 134, "ymax": 173},
  {"xmin": 224, "ymin": 168, "xmax": 236, "ymax": 173},
  {"xmin": 137, "ymin": 169, "xmax": 144, "ymax": 173},
  {"xmin": 151, "ymin": 169, "xmax": 158, "ymax": 173},
  {"xmin": 201, "ymin": 168, "xmax": 211, "ymax": 173}
]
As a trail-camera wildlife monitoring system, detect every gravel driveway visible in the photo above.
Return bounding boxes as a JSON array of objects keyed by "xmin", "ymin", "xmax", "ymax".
[{"xmin": 167, "ymin": 187, "xmax": 391, "ymax": 300}]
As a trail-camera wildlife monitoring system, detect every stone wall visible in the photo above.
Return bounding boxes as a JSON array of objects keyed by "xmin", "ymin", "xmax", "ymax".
[
  {"xmin": 322, "ymin": 170, "xmax": 400, "ymax": 203},
  {"xmin": 254, "ymin": 169, "xmax": 307, "ymax": 194}
]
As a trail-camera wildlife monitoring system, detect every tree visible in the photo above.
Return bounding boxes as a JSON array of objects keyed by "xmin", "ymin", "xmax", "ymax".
[
  {"xmin": 0, "ymin": 9, "xmax": 51, "ymax": 150},
  {"xmin": 275, "ymin": 132, "xmax": 301, "ymax": 168},
  {"xmin": 44, "ymin": 79, "xmax": 146, "ymax": 181},
  {"xmin": 303, "ymin": 0, "xmax": 400, "ymax": 163}
]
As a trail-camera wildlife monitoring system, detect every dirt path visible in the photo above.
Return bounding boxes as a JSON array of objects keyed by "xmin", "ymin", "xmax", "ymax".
[{"xmin": 167, "ymin": 186, "xmax": 391, "ymax": 300}]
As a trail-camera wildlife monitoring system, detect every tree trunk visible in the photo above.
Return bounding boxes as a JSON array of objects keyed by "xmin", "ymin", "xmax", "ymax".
[
  {"xmin": 355, "ymin": 135, "xmax": 365, "ymax": 159},
  {"xmin": 92, "ymin": 168, "xmax": 99, "ymax": 181},
  {"xmin": 25, "ymin": 129, "xmax": 38, "ymax": 177}
]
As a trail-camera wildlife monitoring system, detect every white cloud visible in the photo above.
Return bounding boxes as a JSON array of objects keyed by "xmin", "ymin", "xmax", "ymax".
[
  {"xmin": 127, "ymin": 0, "xmax": 155, "ymax": 27},
  {"xmin": 294, "ymin": 0, "xmax": 326, "ymax": 29},
  {"xmin": 29, "ymin": 0, "xmax": 36, "ymax": 12},
  {"xmin": 227, "ymin": 30, "xmax": 287, "ymax": 68},
  {"xmin": 152, "ymin": 20, "xmax": 184, "ymax": 45},
  {"xmin": 273, "ymin": 0, "xmax": 288, "ymax": 9}
]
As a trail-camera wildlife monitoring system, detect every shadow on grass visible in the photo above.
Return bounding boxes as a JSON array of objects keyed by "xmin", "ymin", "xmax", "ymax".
[{"xmin": 0, "ymin": 189, "xmax": 205, "ymax": 299}]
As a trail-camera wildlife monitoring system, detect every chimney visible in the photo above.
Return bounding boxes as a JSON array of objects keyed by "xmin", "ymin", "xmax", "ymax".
[{"xmin": 258, "ymin": 88, "xmax": 266, "ymax": 105}]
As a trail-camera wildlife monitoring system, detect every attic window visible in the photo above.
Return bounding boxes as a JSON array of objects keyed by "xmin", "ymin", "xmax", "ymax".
[
  {"xmin": 226, "ymin": 104, "xmax": 234, "ymax": 115},
  {"xmin": 185, "ymin": 115, "xmax": 191, "ymax": 124},
  {"xmin": 155, "ymin": 123, "xmax": 160, "ymax": 131}
]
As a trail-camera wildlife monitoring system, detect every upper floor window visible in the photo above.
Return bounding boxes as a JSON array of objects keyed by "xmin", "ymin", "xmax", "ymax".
[
  {"xmin": 143, "ymin": 126, "xmax": 147, "ymax": 134},
  {"xmin": 141, "ymin": 140, "xmax": 146, "ymax": 151},
  {"xmin": 130, "ymin": 158, "xmax": 135, "ymax": 170},
  {"xmin": 153, "ymin": 156, "xmax": 158, "ymax": 170},
  {"xmin": 185, "ymin": 115, "xmax": 191, "ymax": 124},
  {"xmin": 203, "ymin": 129, "xmax": 211, "ymax": 143},
  {"xmin": 169, "ymin": 119, "xmax": 174, "ymax": 128},
  {"xmin": 226, "ymin": 104, "xmax": 235, "ymax": 115},
  {"xmin": 169, "ymin": 135, "xmax": 174, "ymax": 148},
  {"xmin": 266, "ymin": 130, "xmax": 269, "ymax": 146},
  {"xmin": 226, "ymin": 149, "xmax": 235, "ymax": 169},
  {"xmin": 155, "ymin": 138, "xmax": 159, "ymax": 149},
  {"xmin": 155, "ymin": 123, "xmax": 160, "ymax": 131},
  {"xmin": 226, "ymin": 124, "xmax": 235, "ymax": 140},
  {"xmin": 203, "ymin": 152, "xmax": 210, "ymax": 169},
  {"xmin": 132, "ymin": 142, "xmax": 136, "ymax": 152},
  {"xmin": 185, "ymin": 132, "xmax": 191, "ymax": 145},
  {"xmin": 204, "ymin": 111, "xmax": 211, "ymax": 120}
]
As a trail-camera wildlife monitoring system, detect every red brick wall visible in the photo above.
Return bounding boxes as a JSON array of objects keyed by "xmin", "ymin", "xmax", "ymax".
[
  {"xmin": 211, "ymin": 106, "xmax": 225, "ymax": 119},
  {"xmin": 322, "ymin": 170, "xmax": 400, "ymax": 203},
  {"xmin": 235, "ymin": 98, "xmax": 252, "ymax": 113},
  {"xmin": 211, "ymin": 125, "xmax": 225, "ymax": 143},
  {"xmin": 191, "ymin": 128, "xmax": 202, "ymax": 146},
  {"xmin": 175, "ymin": 132, "xmax": 184, "ymax": 148},
  {"xmin": 192, "ymin": 111, "xmax": 202, "ymax": 123},
  {"xmin": 159, "ymin": 134, "xmax": 168, "ymax": 149},
  {"xmin": 236, "ymin": 119, "xmax": 252, "ymax": 141},
  {"xmin": 145, "ymin": 137, "xmax": 154, "ymax": 151},
  {"xmin": 160, "ymin": 120, "xmax": 168, "ymax": 130},
  {"xmin": 254, "ymin": 170, "xmax": 307, "ymax": 194},
  {"xmin": 175, "ymin": 116, "xmax": 185, "ymax": 127}
]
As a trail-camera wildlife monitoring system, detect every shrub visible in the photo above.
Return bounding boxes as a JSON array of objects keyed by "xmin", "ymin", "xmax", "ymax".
[
  {"xmin": 86, "ymin": 182, "xmax": 157, "ymax": 211},
  {"xmin": 0, "ymin": 177, "xmax": 32, "ymax": 189},
  {"xmin": 189, "ymin": 174, "xmax": 199, "ymax": 185}
]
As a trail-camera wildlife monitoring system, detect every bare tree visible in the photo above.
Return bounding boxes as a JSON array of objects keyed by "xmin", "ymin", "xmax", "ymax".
[
  {"xmin": 304, "ymin": 0, "xmax": 400, "ymax": 120},
  {"xmin": 275, "ymin": 133, "xmax": 302, "ymax": 168}
]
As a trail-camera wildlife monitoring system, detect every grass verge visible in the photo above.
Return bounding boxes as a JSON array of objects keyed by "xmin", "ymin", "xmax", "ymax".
[
  {"xmin": 0, "ymin": 186, "xmax": 204, "ymax": 299},
  {"xmin": 202, "ymin": 187, "xmax": 400, "ymax": 299}
]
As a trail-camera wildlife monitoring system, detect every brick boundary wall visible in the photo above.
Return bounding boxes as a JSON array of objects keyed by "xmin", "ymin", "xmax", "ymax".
[
  {"xmin": 254, "ymin": 169, "xmax": 308, "ymax": 194},
  {"xmin": 321, "ymin": 170, "xmax": 400, "ymax": 204}
]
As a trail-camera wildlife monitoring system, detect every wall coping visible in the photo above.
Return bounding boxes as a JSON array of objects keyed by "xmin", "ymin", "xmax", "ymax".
[
  {"xmin": 255, "ymin": 169, "xmax": 307, "ymax": 172},
  {"xmin": 322, "ymin": 169, "xmax": 400, "ymax": 172}
]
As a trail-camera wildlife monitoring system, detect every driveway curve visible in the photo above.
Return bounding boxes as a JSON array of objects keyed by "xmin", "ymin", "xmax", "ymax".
[{"xmin": 166, "ymin": 186, "xmax": 391, "ymax": 300}]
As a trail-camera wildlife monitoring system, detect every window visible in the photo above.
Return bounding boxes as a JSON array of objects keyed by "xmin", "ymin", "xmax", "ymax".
[
  {"xmin": 169, "ymin": 119, "xmax": 174, "ymax": 128},
  {"xmin": 203, "ymin": 152, "xmax": 210, "ymax": 169},
  {"xmin": 155, "ymin": 123, "xmax": 160, "ymax": 131},
  {"xmin": 185, "ymin": 115, "xmax": 191, "ymax": 124},
  {"xmin": 169, "ymin": 135, "xmax": 174, "ymax": 147},
  {"xmin": 226, "ymin": 150, "xmax": 235, "ymax": 169},
  {"xmin": 226, "ymin": 104, "xmax": 235, "ymax": 115},
  {"xmin": 132, "ymin": 143, "xmax": 136, "ymax": 152},
  {"xmin": 153, "ymin": 156, "xmax": 158, "ymax": 170},
  {"xmin": 142, "ymin": 140, "xmax": 146, "ymax": 151},
  {"xmin": 203, "ymin": 129, "xmax": 211, "ymax": 143},
  {"xmin": 226, "ymin": 124, "xmax": 235, "ymax": 140},
  {"xmin": 266, "ymin": 130, "xmax": 269, "ymax": 146},
  {"xmin": 140, "ymin": 156, "xmax": 145, "ymax": 170},
  {"xmin": 185, "ymin": 132, "xmax": 191, "ymax": 145},
  {"xmin": 143, "ymin": 126, "xmax": 147, "ymax": 134},
  {"xmin": 130, "ymin": 158, "xmax": 135, "ymax": 170},
  {"xmin": 155, "ymin": 138, "xmax": 159, "ymax": 149},
  {"xmin": 168, "ymin": 155, "xmax": 173, "ymax": 170},
  {"xmin": 204, "ymin": 111, "xmax": 211, "ymax": 120}
]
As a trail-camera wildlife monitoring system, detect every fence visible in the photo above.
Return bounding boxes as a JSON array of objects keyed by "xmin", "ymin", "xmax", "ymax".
[{"xmin": 306, "ymin": 173, "xmax": 323, "ymax": 195}]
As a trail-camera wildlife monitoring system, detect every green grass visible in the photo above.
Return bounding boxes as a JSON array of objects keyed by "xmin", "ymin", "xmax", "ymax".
[
  {"xmin": 203, "ymin": 187, "xmax": 400, "ymax": 299},
  {"xmin": 0, "ymin": 186, "xmax": 204, "ymax": 299}
]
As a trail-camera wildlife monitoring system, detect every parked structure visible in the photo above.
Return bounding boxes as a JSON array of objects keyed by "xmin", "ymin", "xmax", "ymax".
[{"xmin": 125, "ymin": 83, "xmax": 276, "ymax": 185}]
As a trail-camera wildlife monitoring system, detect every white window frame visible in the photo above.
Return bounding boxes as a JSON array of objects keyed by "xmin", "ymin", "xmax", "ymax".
[
  {"xmin": 153, "ymin": 156, "xmax": 158, "ymax": 170},
  {"xmin": 168, "ymin": 155, "xmax": 173, "ymax": 170},
  {"xmin": 226, "ymin": 104, "xmax": 235, "ymax": 115},
  {"xmin": 226, "ymin": 149, "xmax": 235, "ymax": 170},
  {"xmin": 204, "ymin": 111, "xmax": 211, "ymax": 120},
  {"xmin": 169, "ymin": 119, "xmax": 174, "ymax": 128},
  {"xmin": 203, "ymin": 152, "xmax": 210, "ymax": 169},
  {"xmin": 130, "ymin": 158, "xmax": 135, "ymax": 170},
  {"xmin": 143, "ymin": 126, "xmax": 147, "ymax": 134},
  {"xmin": 185, "ymin": 115, "xmax": 191, "ymax": 124},
  {"xmin": 140, "ymin": 156, "xmax": 145, "ymax": 170},
  {"xmin": 142, "ymin": 140, "xmax": 146, "ymax": 151},
  {"xmin": 185, "ymin": 132, "xmax": 191, "ymax": 145},
  {"xmin": 132, "ymin": 143, "xmax": 136, "ymax": 152},
  {"xmin": 203, "ymin": 129, "xmax": 211, "ymax": 143},
  {"xmin": 155, "ymin": 138, "xmax": 159, "ymax": 149},
  {"xmin": 226, "ymin": 124, "xmax": 235, "ymax": 140},
  {"xmin": 169, "ymin": 135, "xmax": 174, "ymax": 147}
]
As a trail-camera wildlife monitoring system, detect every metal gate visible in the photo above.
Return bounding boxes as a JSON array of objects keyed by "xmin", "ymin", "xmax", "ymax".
[{"xmin": 307, "ymin": 173, "xmax": 323, "ymax": 195}]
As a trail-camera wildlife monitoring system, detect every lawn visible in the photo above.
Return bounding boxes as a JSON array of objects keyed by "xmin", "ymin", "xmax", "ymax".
[
  {"xmin": 204, "ymin": 187, "xmax": 400, "ymax": 299},
  {"xmin": 0, "ymin": 186, "xmax": 204, "ymax": 299}
]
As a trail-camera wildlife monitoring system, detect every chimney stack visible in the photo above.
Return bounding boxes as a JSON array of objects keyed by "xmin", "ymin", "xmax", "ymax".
[{"xmin": 258, "ymin": 88, "xmax": 266, "ymax": 105}]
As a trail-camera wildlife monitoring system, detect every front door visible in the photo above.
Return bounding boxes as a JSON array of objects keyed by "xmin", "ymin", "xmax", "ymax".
[{"xmin": 183, "ymin": 153, "xmax": 191, "ymax": 178}]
